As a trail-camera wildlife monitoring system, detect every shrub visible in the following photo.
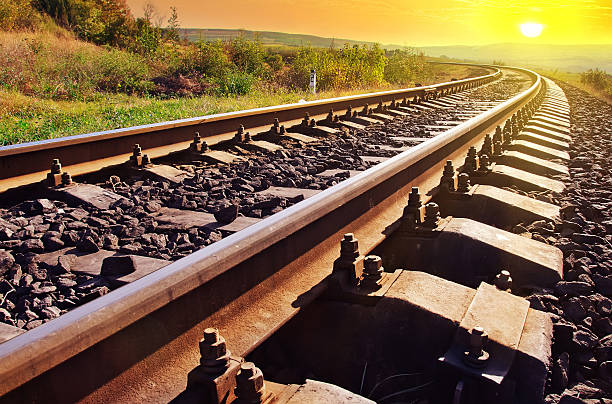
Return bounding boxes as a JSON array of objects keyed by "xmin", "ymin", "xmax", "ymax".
[
  {"xmin": 580, "ymin": 68, "xmax": 610, "ymax": 91},
  {"xmin": 216, "ymin": 71, "xmax": 255, "ymax": 96},
  {"xmin": 0, "ymin": 31, "xmax": 153, "ymax": 99},
  {"xmin": 180, "ymin": 40, "xmax": 231, "ymax": 79},
  {"xmin": 292, "ymin": 44, "xmax": 386, "ymax": 91},
  {"xmin": 226, "ymin": 37, "xmax": 267, "ymax": 78},
  {"xmin": 0, "ymin": 0, "xmax": 43, "ymax": 30},
  {"xmin": 384, "ymin": 49, "xmax": 428, "ymax": 85}
]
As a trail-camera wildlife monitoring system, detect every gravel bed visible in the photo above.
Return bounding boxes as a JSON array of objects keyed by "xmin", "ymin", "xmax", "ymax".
[
  {"xmin": 0, "ymin": 72, "xmax": 531, "ymax": 332},
  {"xmin": 510, "ymin": 83, "xmax": 612, "ymax": 403}
]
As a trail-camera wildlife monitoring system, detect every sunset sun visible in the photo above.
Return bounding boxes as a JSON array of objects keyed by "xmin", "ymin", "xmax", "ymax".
[{"xmin": 520, "ymin": 22, "xmax": 544, "ymax": 38}]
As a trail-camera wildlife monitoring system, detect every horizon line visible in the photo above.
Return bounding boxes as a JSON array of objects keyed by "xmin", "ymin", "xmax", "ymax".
[{"xmin": 178, "ymin": 27, "xmax": 612, "ymax": 48}]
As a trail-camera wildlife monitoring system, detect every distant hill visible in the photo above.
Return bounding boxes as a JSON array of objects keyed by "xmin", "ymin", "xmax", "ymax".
[
  {"xmin": 180, "ymin": 28, "xmax": 612, "ymax": 73},
  {"xmin": 419, "ymin": 43, "xmax": 612, "ymax": 73},
  {"xmin": 178, "ymin": 28, "xmax": 381, "ymax": 49}
]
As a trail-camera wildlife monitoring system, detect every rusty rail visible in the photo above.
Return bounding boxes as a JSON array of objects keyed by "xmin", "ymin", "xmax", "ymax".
[
  {"xmin": 0, "ymin": 65, "xmax": 540, "ymax": 402},
  {"xmin": 0, "ymin": 67, "xmax": 499, "ymax": 188}
]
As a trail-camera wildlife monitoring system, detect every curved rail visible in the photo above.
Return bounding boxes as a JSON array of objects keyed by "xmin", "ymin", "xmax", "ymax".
[
  {"xmin": 0, "ymin": 65, "xmax": 539, "ymax": 400},
  {"xmin": 0, "ymin": 67, "xmax": 499, "ymax": 189}
]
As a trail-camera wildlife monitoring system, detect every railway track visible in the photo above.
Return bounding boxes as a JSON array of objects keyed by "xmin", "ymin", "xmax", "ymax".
[{"xmin": 0, "ymin": 64, "xmax": 577, "ymax": 403}]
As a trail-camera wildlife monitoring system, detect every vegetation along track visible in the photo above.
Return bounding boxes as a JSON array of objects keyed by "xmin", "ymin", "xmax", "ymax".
[{"xmin": 0, "ymin": 65, "xmax": 592, "ymax": 403}]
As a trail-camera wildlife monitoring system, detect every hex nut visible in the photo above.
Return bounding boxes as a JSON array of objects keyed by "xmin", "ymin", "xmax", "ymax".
[{"xmin": 234, "ymin": 362, "xmax": 265, "ymax": 403}]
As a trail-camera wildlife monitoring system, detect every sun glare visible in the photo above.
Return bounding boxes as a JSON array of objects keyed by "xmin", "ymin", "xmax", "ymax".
[{"xmin": 520, "ymin": 22, "xmax": 544, "ymax": 38}]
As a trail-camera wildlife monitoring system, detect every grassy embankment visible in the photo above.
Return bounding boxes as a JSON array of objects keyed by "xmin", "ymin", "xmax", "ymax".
[
  {"xmin": 0, "ymin": 29, "xmax": 479, "ymax": 146},
  {"xmin": 0, "ymin": 0, "xmax": 485, "ymax": 145},
  {"xmin": 539, "ymin": 68, "xmax": 612, "ymax": 105}
]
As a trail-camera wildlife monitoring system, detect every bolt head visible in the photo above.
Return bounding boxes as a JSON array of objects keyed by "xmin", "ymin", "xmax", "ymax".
[
  {"xmin": 200, "ymin": 330, "xmax": 227, "ymax": 360},
  {"xmin": 239, "ymin": 362, "xmax": 256, "ymax": 378},
  {"xmin": 425, "ymin": 202, "xmax": 440, "ymax": 216},
  {"xmin": 470, "ymin": 326, "xmax": 487, "ymax": 350},
  {"xmin": 408, "ymin": 187, "xmax": 422, "ymax": 207},
  {"xmin": 495, "ymin": 270, "xmax": 512, "ymax": 290},
  {"xmin": 61, "ymin": 172, "xmax": 72, "ymax": 186},
  {"xmin": 235, "ymin": 362, "xmax": 265, "ymax": 397},
  {"xmin": 364, "ymin": 255, "xmax": 382, "ymax": 273},
  {"xmin": 203, "ymin": 327, "xmax": 219, "ymax": 343},
  {"xmin": 457, "ymin": 173, "xmax": 470, "ymax": 191}
]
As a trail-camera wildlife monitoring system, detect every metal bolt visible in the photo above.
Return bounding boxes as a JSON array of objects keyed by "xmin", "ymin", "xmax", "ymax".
[
  {"xmin": 480, "ymin": 134, "xmax": 493, "ymax": 157},
  {"xmin": 478, "ymin": 154, "xmax": 490, "ymax": 170},
  {"xmin": 423, "ymin": 202, "xmax": 441, "ymax": 227},
  {"xmin": 401, "ymin": 187, "xmax": 422, "ymax": 230},
  {"xmin": 235, "ymin": 126, "xmax": 250, "ymax": 142},
  {"xmin": 340, "ymin": 233, "xmax": 359, "ymax": 261},
  {"xmin": 309, "ymin": 118, "xmax": 316, "ymax": 127},
  {"xmin": 191, "ymin": 132, "xmax": 208, "ymax": 153},
  {"xmin": 457, "ymin": 173, "xmax": 470, "ymax": 193},
  {"xmin": 273, "ymin": 118, "xmax": 280, "ymax": 128},
  {"xmin": 467, "ymin": 146, "xmax": 477, "ymax": 158},
  {"xmin": 495, "ymin": 270, "xmax": 512, "ymax": 291},
  {"xmin": 234, "ymin": 362, "xmax": 265, "ymax": 403},
  {"xmin": 443, "ymin": 160, "xmax": 455, "ymax": 176},
  {"xmin": 199, "ymin": 327, "xmax": 231, "ymax": 374},
  {"xmin": 493, "ymin": 126, "xmax": 502, "ymax": 144},
  {"xmin": 463, "ymin": 148, "xmax": 478, "ymax": 173},
  {"xmin": 364, "ymin": 255, "xmax": 383, "ymax": 276},
  {"xmin": 360, "ymin": 255, "xmax": 384, "ymax": 289},
  {"xmin": 463, "ymin": 326, "xmax": 490, "ymax": 368},
  {"xmin": 61, "ymin": 172, "xmax": 72, "ymax": 186},
  {"xmin": 440, "ymin": 160, "xmax": 456, "ymax": 192},
  {"xmin": 503, "ymin": 121, "xmax": 511, "ymax": 135},
  {"xmin": 408, "ymin": 187, "xmax": 422, "ymax": 208},
  {"xmin": 133, "ymin": 144, "xmax": 142, "ymax": 156},
  {"xmin": 142, "ymin": 154, "xmax": 151, "ymax": 165},
  {"xmin": 279, "ymin": 125, "xmax": 286, "ymax": 135},
  {"xmin": 493, "ymin": 141, "xmax": 503, "ymax": 157},
  {"xmin": 327, "ymin": 109, "xmax": 334, "ymax": 121},
  {"xmin": 51, "ymin": 159, "xmax": 62, "ymax": 174}
]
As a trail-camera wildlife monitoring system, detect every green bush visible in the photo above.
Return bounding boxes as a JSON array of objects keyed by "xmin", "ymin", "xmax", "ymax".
[
  {"xmin": 384, "ymin": 49, "xmax": 429, "ymax": 85},
  {"xmin": 291, "ymin": 44, "xmax": 386, "ymax": 91},
  {"xmin": 95, "ymin": 48, "xmax": 152, "ymax": 94},
  {"xmin": 226, "ymin": 37, "xmax": 267, "ymax": 78},
  {"xmin": 216, "ymin": 71, "xmax": 255, "ymax": 96},
  {"xmin": 0, "ymin": 31, "xmax": 153, "ymax": 100},
  {"xmin": 180, "ymin": 40, "xmax": 231, "ymax": 79},
  {"xmin": 0, "ymin": 0, "xmax": 43, "ymax": 30}
]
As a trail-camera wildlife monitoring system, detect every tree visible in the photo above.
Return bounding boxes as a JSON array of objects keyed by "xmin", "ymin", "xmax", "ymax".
[{"xmin": 164, "ymin": 6, "xmax": 179, "ymax": 41}]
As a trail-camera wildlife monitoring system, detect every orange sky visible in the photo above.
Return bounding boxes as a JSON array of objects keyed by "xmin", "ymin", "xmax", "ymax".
[{"xmin": 126, "ymin": 0, "xmax": 612, "ymax": 46}]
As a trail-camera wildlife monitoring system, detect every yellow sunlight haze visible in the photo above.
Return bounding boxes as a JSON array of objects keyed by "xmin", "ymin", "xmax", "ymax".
[
  {"xmin": 127, "ymin": 0, "xmax": 612, "ymax": 46},
  {"xmin": 520, "ymin": 23, "xmax": 544, "ymax": 38}
]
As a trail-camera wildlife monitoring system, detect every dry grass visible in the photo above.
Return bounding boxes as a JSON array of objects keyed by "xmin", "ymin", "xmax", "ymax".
[
  {"xmin": 0, "ymin": 30, "xmax": 153, "ymax": 101},
  {"xmin": 538, "ymin": 69, "xmax": 612, "ymax": 105},
  {"xmin": 0, "ymin": 64, "xmax": 481, "ymax": 146}
]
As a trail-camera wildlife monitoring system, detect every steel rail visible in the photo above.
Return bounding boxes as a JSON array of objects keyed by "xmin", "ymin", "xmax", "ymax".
[
  {"xmin": 0, "ymin": 66, "xmax": 538, "ymax": 401},
  {"xmin": 0, "ymin": 67, "xmax": 499, "ymax": 187}
]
